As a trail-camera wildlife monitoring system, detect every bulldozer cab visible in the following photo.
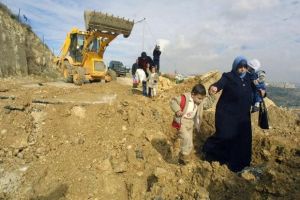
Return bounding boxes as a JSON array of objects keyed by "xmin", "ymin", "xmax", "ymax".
[
  {"xmin": 69, "ymin": 33, "xmax": 85, "ymax": 63},
  {"xmin": 69, "ymin": 33, "xmax": 102, "ymax": 63}
]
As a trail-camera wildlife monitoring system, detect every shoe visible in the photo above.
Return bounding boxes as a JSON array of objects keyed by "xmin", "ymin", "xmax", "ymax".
[
  {"xmin": 237, "ymin": 166, "xmax": 263, "ymax": 180},
  {"xmin": 251, "ymin": 106, "xmax": 259, "ymax": 113}
]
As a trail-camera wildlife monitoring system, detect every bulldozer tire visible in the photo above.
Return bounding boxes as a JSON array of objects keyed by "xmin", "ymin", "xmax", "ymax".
[
  {"xmin": 73, "ymin": 67, "xmax": 85, "ymax": 86},
  {"xmin": 63, "ymin": 61, "xmax": 73, "ymax": 83},
  {"xmin": 107, "ymin": 69, "xmax": 117, "ymax": 81}
]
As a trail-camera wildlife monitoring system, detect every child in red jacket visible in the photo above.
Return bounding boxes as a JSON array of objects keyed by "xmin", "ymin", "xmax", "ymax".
[{"xmin": 170, "ymin": 84, "xmax": 214, "ymax": 164}]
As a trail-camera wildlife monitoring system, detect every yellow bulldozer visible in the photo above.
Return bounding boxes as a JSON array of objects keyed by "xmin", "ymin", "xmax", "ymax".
[{"xmin": 54, "ymin": 11, "xmax": 134, "ymax": 85}]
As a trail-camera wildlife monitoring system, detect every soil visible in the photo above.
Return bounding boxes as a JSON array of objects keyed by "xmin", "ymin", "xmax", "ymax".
[{"xmin": 0, "ymin": 73, "xmax": 299, "ymax": 200}]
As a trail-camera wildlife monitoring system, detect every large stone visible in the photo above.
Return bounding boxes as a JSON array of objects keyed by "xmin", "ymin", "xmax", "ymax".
[
  {"xmin": 241, "ymin": 171, "xmax": 256, "ymax": 181},
  {"xmin": 97, "ymin": 174, "xmax": 129, "ymax": 200}
]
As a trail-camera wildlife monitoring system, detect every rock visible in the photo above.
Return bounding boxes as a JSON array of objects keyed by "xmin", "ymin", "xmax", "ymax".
[
  {"xmin": 13, "ymin": 149, "xmax": 19, "ymax": 156},
  {"xmin": 211, "ymin": 161, "xmax": 221, "ymax": 170},
  {"xmin": 98, "ymin": 174, "xmax": 128, "ymax": 199},
  {"xmin": 135, "ymin": 149, "xmax": 144, "ymax": 160},
  {"xmin": 1, "ymin": 129, "xmax": 7, "ymax": 135},
  {"xmin": 126, "ymin": 149, "xmax": 136, "ymax": 163},
  {"xmin": 121, "ymin": 101, "xmax": 129, "ymax": 106},
  {"xmin": 122, "ymin": 125, "xmax": 127, "ymax": 131},
  {"xmin": 241, "ymin": 171, "xmax": 256, "ymax": 181},
  {"xmin": 71, "ymin": 106, "xmax": 86, "ymax": 118},
  {"xmin": 17, "ymin": 152, "xmax": 24, "ymax": 159},
  {"xmin": 264, "ymin": 98, "xmax": 276, "ymax": 108},
  {"xmin": 132, "ymin": 128, "xmax": 145, "ymax": 138},
  {"xmin": 267, "ymin": 169, "xmax": 277, "ymax": 179},
  {"xmin": 10, "ymin": 138, "xmax": 29, "ymax": 150},
  {"xmin": 195, "ymin": 187, "xmax": 210, "ymax": 200},
  {"xmin": 178, "ymin": 178, "xmax": 184, "ymax": 184},
  {"xmin": 112, "ymin": 162, "xmax": 127, "ymax": 173},
  {"xmin": 4, "ymin": 105, "xmax": 25, "ymax": 111},
  {"xmin": 145, "ymin": 133, "xmax": 153, "ymax": 142},
  {"xmin": 145, "ymin": 131, "xmax": 166, "ymax": 142},
  {"xmin": 262, "ymin": 149, "xmax": 271, "ymax": 160},
  {"xmin": 7, "ymin": 150, "xmax": 13, "ymax": 157},
  {"xmin": 95, "ymin": 159, "xmax": 113, "ymax": 173},
  {"xmin": 136, "ymin": 171, "xmax": 143, "ymax": 177},
  {"xmin": 35, "ymin": 147, "xmax": 47, "ymax": 156},
  {"xmin": 201, "ymin": 161, "xmax": 213, "ymax": 172},
  {"xmin": 74, "ymin": 137, "xmax": 85, "ymax": 145},
  {"xmin": 154, "ymin": 167, "xmax": 168, "ymax": 179},
  {"xmin": 18, "ymin": 165, "xmax": 29, "ymax": 172}
]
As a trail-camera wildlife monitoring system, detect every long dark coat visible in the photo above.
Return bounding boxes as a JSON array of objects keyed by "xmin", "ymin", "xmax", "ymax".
[
  {"xmin": 203, "ymin": 61, "xmax": 254, "ymax": 172},
  {"xmin": 153, "ymin": 47, "xmax": 161, "ymax": 71}
]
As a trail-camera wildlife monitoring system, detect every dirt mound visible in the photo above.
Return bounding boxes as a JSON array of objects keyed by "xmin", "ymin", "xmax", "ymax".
[{"xmin": 0, "ymin": 74, "xmax": 299, "ymax": 199}]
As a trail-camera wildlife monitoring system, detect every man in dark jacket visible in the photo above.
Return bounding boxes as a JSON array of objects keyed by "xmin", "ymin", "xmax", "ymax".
[
  {"xmin": 138, "ymin": 52, "xmax": 154, "ymax": 77},
  {"xmin": 153, "ymin": 45, "xmax": 161, "ymax": 72},
  {"xmin": 203, "ymin": 56, "xmax": 265, "ymax": 172}
]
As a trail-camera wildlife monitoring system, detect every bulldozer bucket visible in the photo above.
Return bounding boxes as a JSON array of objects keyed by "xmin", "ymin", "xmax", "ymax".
[{"xmin": 84, "ymin": 11, "xmax": 134, "ymax": 38}]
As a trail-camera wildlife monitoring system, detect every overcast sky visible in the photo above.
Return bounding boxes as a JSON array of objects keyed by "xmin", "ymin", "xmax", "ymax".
[{"xmin": 2, "ymin": 0, "xmax": 300, "ymax": 82}]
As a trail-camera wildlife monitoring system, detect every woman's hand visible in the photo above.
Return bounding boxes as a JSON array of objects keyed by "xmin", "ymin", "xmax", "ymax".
[
  {"xmin": 259, "ymin": 89, "xmax": 266, "ymax": 97},
  {"xmin": 209, "ymin": 86, "xmax": 218, "ymax": 95}
]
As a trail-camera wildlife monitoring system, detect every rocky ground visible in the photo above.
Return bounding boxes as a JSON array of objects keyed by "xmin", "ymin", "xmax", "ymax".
[{"xmin": 0, "ymin": 72, "xmax": 299, "ymax": 200}]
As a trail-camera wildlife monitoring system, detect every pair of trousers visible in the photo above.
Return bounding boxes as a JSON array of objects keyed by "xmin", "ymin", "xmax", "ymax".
[
  {"xmin": 142, "ymin": 81, "xmax": 147, "ymax": 96},
  {"xmin": 148, "ymin": 87, "xmax": 157, "ymax": 97},
  {"xmin": 178, "ymin": 118, "xmax": 194, "ymax": 155}
]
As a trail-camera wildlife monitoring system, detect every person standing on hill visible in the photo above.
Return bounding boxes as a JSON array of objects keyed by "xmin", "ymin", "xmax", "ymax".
[
  {"xmin": 153, "ymin": 45, "xmax": 161, "ymax": 73},
  {"xmin": 170, "ymin": 84, "xmax": 215, "ymax": 165},
  {"xmin": 202, "ymin": 56, "xmax": 266, "ymax": 172}
]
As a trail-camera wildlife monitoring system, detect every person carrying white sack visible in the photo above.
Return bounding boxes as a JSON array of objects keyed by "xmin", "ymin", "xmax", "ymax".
[{"xmin": 135, "ymin": 68, "xmax": 147, "ymax": 96}]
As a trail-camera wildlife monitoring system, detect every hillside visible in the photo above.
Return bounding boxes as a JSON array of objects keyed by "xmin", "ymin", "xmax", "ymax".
[
  {"xmin": 0, "ymin": 3, "xmax": 58, "ymax": 78},
  {"xmin": 267, "ymin": 86, "xmax": 300, "ymax": 109}
]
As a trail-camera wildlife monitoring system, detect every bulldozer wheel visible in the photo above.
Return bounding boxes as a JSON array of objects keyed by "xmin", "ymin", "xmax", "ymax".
[
  {"xmin": 63, "ymin": 61, "xmax": 73, "ymax": 83},
  {"xmin": 73, "ymin": 67, "xmax": 85, "ymax": 86},
  {"xmin": 107, "ymin": 69, "xmax": 117, "ymax": 81}
]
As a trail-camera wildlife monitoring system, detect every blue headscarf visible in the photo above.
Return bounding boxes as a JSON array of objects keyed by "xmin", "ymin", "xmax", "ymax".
[{"xmin": 232, "ymin": 56, "xmax": 247, "ymax": 78}]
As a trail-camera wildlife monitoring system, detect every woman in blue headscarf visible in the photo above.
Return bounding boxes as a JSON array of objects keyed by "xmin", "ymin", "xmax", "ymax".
[{"xmin": 203, "ymin": 56, "xmax": 264, "ymax": 172}]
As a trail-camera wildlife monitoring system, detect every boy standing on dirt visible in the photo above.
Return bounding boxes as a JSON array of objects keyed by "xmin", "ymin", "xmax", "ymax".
[
  {"xmin": 147, "ymin": 66, "xmax": 159, "ymax": 98},
  {"xmin": 170, "ymin": 84, "xmax": 214, "ymax": 164}
]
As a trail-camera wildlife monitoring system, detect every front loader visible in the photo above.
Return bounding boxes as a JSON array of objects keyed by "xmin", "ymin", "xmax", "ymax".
[{"xmin": 54, "ymin": 11, "xmax": 134, "ymax": 85}]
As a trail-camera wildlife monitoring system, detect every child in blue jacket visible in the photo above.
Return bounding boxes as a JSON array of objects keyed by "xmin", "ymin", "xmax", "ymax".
[{"xmin": 247, "ymin": 59, "xmax": 267, "ymax": 113}]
